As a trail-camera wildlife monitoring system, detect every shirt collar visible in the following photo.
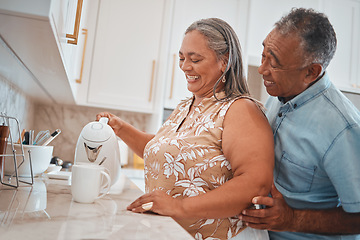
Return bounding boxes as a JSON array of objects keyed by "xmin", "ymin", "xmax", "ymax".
[{"xmin": 277, "ymin": 72, "xmax": 331, "ymax": 109}]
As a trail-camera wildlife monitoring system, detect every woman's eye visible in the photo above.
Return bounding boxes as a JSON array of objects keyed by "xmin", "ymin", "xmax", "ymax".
[
  {"xmin": 192, "ymin": 60, "xmax": 200, "ymax": 63},
  {"xmin": 179, "ymin": 58, "xmax": 184, "ymax": 62}
]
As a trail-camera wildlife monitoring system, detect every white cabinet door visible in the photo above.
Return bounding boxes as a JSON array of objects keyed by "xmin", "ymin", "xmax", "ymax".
[
  {"xmin": 50, "ymin": 0, "xmax": 88, "ymax": 98},
  {"xmin": 163, "ymin": 0, "xmax": 248, "ymax": 109},
  {"xmin": 323, "ymin": 0, "xmax": 360, "ymax": 93},
  {"xmin": 86, "ymin": 0, "xmax": 165, "ymax": 113},
  {"xmin": 0, "ymin": 0, "xmax": 81, "ymax": 105}
]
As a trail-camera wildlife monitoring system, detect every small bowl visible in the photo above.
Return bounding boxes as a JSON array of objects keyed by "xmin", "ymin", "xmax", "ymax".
[{"xmin": 4, "ymin": 144, "xmax": 53, "ymax": 177}]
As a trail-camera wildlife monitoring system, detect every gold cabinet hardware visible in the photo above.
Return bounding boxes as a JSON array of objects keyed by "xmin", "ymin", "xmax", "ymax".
[
  {"xmin": 169, "ymin": 54, "xmax": 176, "ymax": 99},
  {"xmin": 66, "ymin": 0, "xmax": 84, "ymax": 45},
  {"xmin": 148, "ymin": 60, "xmax": 156, "ymax": 102},
  {"xmin": 76, "ymin": 28, "xmax": 88, "ymax": 84}
]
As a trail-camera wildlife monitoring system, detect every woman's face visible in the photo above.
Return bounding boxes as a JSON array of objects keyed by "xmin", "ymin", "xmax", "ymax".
[{"xmin": 179, "ymin": 30, "xmax": 226, "ymax": 99}]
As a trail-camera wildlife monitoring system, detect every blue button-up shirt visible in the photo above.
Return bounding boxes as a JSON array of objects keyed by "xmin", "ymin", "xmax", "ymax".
[{"xmin": 265, "ymin": 73, "xmax": 360, "ymax": 240}]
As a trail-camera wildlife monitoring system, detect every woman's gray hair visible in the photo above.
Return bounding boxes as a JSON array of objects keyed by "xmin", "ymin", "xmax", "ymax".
[
  {"xmin": 185, "ymin": 18, "xmax": 250, "ymax": 101},
  {"xmin": 275, "ymin": 8, "xmax": 337, "ymax": 71}
]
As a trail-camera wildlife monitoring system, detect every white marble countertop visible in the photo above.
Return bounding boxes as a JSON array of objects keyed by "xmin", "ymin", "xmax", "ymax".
[{"xmin": 0, "ymin": 175, "xmax": 194, "ymax": 240}]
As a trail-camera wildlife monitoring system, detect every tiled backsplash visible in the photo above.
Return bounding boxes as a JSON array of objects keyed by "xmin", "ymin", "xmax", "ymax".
[
  {"xmin": 0, "ymin": 75, "xmax": 150, "ymax": 166},
  {"xmin": 32, "ymin": 103, "xmax": 150, "ymax": 164},
  {"xmin": 0, "ymin": 76, "xmax": 35, "ymax": 137}
]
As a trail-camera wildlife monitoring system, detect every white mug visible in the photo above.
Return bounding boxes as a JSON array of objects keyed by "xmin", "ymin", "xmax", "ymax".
[{"xmin": 71, "ymin": 164, "xmax": 111, "ymax": 203}]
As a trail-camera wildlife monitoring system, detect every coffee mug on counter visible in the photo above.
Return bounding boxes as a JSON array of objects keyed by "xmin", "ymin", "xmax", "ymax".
[{"xmin": 71, "ymin": 164, "xmax": 111, "ymax": 204}]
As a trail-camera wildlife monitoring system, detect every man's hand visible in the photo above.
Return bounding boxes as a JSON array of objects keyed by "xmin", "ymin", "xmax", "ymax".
[{"xmin": 240, "ymin": 184, "xmax": 295, "ymax": 232}]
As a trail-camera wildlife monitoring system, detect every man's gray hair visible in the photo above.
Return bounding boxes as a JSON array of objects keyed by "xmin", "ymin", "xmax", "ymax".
[{"xmin": 275, "ymin": 8, "xmax": 337, "ymax": 70}]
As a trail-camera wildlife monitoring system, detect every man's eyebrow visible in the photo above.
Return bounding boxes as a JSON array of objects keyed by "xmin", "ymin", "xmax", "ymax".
[
  {"xmin": 262, "ymin": 41, "xmax": 283, "ymax": 67},
  {"xmin": 269, "ymin": 49, "xmax": 282, "ymax": 67}
]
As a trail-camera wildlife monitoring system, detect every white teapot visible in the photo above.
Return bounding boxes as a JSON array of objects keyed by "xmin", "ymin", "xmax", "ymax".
[{"xmin": 74, "ymin": 117, "xmax": 121, "ymax": 186}]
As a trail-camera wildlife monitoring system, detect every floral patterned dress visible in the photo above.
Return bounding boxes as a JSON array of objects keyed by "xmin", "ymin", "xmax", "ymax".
[{"xmin": 143, "ymin": 92, "xmax": 253, "ymax": 240}]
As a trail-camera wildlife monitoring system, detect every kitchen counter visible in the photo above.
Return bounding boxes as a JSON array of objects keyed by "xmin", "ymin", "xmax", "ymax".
[{"xmin": 0, "ymin": 174, "xmax": 194, "ymax": 240}]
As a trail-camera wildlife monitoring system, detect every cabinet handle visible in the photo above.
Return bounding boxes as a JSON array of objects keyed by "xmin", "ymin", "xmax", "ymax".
[
  {"xmin": 66, "ymin": 0, "xmax": 84, "ymax": 45},
  {"xmin": 149, "ymin": 60, "xmax": 156, "ymax": 102},
  {"xmin": 76, "ymin": 28, "xmax": 88, "ymax": 84},
  {"xmin": 169, "ymin": 54, "xmax": 176, "ymax": 99}
]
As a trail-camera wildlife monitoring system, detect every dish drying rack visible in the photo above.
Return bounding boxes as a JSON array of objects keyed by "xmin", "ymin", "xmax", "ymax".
[{"xmin": 0, "ymin": 113, "xmax": 33, "ymax": 188}]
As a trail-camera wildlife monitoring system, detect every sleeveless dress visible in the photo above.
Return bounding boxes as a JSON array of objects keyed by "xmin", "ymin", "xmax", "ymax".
[{"xmin": 143, "ymin": 92, "xmax": 269, "ymax": 240}]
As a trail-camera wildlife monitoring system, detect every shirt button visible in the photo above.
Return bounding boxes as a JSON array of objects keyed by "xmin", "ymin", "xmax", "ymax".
[{"xmin": 278, "ymin": 112, "xmax": 282, "ymax": 117}]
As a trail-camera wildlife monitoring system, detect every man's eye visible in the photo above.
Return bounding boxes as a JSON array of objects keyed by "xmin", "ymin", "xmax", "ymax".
[
  {"xmin": 179, "ymin": 58, "xmax": 184, "ymax": 61},
  {"xmin": 261, "ymin": 54, "xmax": 265, "ymax": 63},
  {"xmin": 270, "ymin": 62, "xmax": 278, "ymax": 69},
  {"xmin": 192, "ymin": 60, "xmax": 200, "ymax": 63}
]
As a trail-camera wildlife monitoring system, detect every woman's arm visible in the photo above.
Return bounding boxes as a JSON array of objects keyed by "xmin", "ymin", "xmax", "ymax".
[
  {"xmin": 127, "ymin": 99, "xmax": 274, "ymax": 219},
  {"xmin": 96, "ymin": 112, "xmax": 154, "ymax": 157}
]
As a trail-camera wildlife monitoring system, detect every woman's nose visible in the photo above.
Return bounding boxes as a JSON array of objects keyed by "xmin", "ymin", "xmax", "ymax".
[{"xmin": 180, "ymin": 59, "xmax": 192, "ymax": 71}]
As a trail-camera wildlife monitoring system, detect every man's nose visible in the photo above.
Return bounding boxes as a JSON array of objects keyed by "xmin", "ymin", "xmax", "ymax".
[{"xmin": 258, "ymin": 60, "xmax": 270, "ymax": 75}]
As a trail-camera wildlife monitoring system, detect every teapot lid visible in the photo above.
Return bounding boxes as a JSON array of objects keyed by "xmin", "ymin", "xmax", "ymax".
[{"xmin": 81, "ymin": 118, "xmax": 112, "ymax": 142}]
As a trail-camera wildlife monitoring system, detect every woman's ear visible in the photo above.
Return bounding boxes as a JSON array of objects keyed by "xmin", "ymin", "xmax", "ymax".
[
  {"xmin": 305, "ymin": 63, "xmax": 323, "ymax": 84},
  {"xmin": 220, "ymin": 53, "xmax": 229, "ymax": 73}
]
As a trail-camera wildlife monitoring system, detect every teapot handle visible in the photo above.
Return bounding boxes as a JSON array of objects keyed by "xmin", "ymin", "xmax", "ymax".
[{"xmin": 99, "ymin": 117, "xmax": 109, "ymax": 125}]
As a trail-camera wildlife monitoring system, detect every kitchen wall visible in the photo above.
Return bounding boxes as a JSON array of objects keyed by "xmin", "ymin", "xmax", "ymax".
[
  {"xmin": 0, "ymin": 75, "xmax": 35, "ymax": 137},
  {"xmin": 32, "ymin": 103, "xmax": 150, "ymax": 166},
  {"xmin": 0, "ymin": 74, "xmax": 150, "ymax": 167}
]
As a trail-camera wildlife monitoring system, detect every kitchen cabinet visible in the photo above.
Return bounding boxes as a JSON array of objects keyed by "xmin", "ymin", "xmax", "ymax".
[
  {"xmin": 0, "ymin": 0, "xmax": 88, "ymax": 104},
  {"xmin": 163, "ymin": 0, "xmax": 250, "ymax": 109},
  {"xmin": 81, "ymin": 0, "xmax": 166, "ymax": 114},
  {"xmin": 323, "ymin": 0, "xmax": 360, "ymax": 93}
]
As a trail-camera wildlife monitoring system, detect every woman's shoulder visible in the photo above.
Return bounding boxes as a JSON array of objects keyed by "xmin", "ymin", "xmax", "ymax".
[
  {"xmin": 226, "ymin": 96, "xmax": 267, "ymax": 122},
  {"xmin": 229, "ymin": 96, "xmax": 264, "ymax": 113}
]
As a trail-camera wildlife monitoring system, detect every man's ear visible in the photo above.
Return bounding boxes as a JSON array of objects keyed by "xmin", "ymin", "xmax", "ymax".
[{"xmin": 305, "ymin": 63, "xmax": 323, "ymax": 84}]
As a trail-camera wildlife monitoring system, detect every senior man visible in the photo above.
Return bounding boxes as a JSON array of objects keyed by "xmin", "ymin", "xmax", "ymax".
[{"xmin": 241, "ymin": 8, "xmax": 360, "ymax": 240}]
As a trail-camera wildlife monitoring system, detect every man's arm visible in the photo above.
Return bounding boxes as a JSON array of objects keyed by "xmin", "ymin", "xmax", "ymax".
[{"xmin": 240, "ymin": 184, "xmax": 360, "ymax": 235}]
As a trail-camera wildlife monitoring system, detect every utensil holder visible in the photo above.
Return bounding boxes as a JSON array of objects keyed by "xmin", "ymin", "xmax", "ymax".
[{"xmin": 0, "ymin": 113, "xmax": 33, "ymax": 188}]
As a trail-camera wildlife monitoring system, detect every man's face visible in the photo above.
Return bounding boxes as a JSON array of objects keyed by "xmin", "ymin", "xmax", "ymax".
[{"xmin": 258, "ymin": 29, "xmax": 311, "ymax": 102}]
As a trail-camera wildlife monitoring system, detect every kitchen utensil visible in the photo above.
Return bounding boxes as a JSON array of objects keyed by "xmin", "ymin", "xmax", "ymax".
[
  {"xmin": 74, "ymin": 117, "xmax": 121, "ymax": 186},
  {"xmin": 33, "ymin": 130, "xmax": 50, "ymax": 146},
  {"xmin": 4, "ymin": 144, "xmax": 53, "ymax": 177},
  {"xmin": 0, "ymin": 125, "xmax": 10, "ymax": 178},
  {"xmin": 41, "ymin": 129, "xmax": 61, "ymax": 146},
  {"xmin": 71, "ymin": 163, "xmax": 111, "ymax": 203}
]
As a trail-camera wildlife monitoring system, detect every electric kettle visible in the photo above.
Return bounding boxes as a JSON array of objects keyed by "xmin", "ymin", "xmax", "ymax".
[{"xmin": 74, "ymin": 117, "xmax": 121, "ymax": 185}]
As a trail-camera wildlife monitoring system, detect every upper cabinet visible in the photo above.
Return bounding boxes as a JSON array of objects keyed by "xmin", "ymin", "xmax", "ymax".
[
  {"xmin": 163, "ymin": 0, "xmax": 250, "ymax": 109},
  {"xmin": 323, "ymin": 0, "xmax": 360, "ymax": 93},
  {"xmin": 0, "ymin": 0, "xmax": 88, "ymax": 104},
  {"xmin": 77, "ymin": 0, "xmax": 166, "ymax": 114}
]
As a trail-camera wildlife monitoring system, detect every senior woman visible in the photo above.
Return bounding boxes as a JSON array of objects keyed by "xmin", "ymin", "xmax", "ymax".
[{"xmin": 97, "ymin": 18, "xmax": 274, "ymax": 240}]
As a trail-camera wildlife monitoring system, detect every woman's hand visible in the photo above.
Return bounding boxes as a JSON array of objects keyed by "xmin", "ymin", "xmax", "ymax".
[
  {"xmin": 127, "ymin": 190, "xmax": 184, "ymax": 219},
  {"xmin": 96, "ymin": 112, "xmax": 124, "ymax": 136}
]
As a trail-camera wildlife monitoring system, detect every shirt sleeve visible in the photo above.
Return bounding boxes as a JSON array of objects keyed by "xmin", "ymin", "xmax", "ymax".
[{"xmin": 323, "ymin": 123, "xmax": 360, "ymax": 213}]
